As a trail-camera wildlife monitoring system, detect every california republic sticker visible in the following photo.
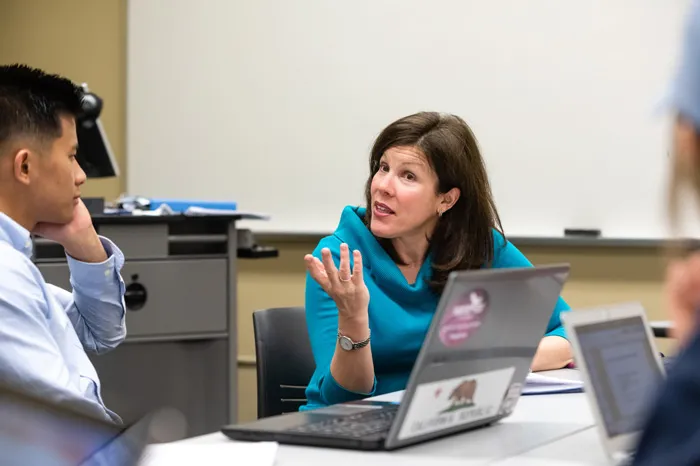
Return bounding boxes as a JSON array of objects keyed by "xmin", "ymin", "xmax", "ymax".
[
  {"xmin": 438, "ymin": 288, "xmax": 489, "ymax": 347},
  {"xmin": 397, "ymin": 366, "xmax": 515, "ymax": 440}
]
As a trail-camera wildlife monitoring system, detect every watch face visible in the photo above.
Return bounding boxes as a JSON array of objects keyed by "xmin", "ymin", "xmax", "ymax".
[{"xmin": 339, "ymin": 336, "xmax": 354, "ymax": 351}]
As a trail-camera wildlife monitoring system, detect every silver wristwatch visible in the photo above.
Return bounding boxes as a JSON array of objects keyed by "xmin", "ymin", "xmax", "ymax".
[{"xmin": 337, "ymin": 330, "xmax": 371, "ymax": 351}]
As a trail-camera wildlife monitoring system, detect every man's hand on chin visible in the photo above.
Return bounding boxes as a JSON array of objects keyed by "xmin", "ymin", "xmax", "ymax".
[{"xmin": 33, "ymin": 199, "xmax": 108, "ymax": 263}]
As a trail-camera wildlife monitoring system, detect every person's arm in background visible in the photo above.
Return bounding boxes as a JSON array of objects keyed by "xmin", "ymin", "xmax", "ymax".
[
  {"xmin": 492, "ymin": 232, "xmax": 573, "ymax": 371},
  {"xmin": 632, "ymin": 255, "xmax": 700, "ymax": 464},
  {"xmin": 632, "ymin": 2, "xmax": 700, "ymax": 463},
  {"xmin": 531, "ymin": 298, "xmax": 573, "ymax": 371},
  {"xmin": 631, "ymin": 329, "xmax": 700, "ymax": 466},
  {"xmin": 302, "ymin": 241, "xmax": 376, "ymax": 409}
]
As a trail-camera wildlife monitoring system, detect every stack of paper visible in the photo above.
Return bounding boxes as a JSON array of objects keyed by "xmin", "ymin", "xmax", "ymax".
[
  {"xmin": 140, "ymin": 441, "xmax": 278, "ymax": 466},
  {"xmin": 184, "ymin": 206, "xmax": 271, "ymax": 220},
  {"xmin": 522, "ymin": 372, "xmax": 584, "ymax": 395}
]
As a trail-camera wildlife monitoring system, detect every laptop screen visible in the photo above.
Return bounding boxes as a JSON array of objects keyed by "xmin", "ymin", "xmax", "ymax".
[{"xmin": 574, "ymin": 316, "xmax": 663, "ymax": 438}]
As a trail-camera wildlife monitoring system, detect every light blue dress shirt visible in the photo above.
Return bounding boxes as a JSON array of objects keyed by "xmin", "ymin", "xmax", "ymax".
[
  {"xmin": 667, "ymin": 0, "xmax": 700, "ymax": 129},
  {"xmin": 0, "ymin": 212, "xmax": 127, "ymax": 423}
]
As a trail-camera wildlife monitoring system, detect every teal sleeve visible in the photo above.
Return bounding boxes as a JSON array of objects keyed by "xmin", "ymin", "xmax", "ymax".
[
  {"xmin": 301, "ymin": 238, "xmax": 377, "ymax": 411},
  {"xmin": 491, "ymin": 231, "xmax": 571, "ymax": 340}
]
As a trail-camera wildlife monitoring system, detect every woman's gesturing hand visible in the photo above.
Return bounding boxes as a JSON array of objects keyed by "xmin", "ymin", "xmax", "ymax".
[{"xmin": 305, "ymin": 243, "xmax": 370, "ymax": 320}]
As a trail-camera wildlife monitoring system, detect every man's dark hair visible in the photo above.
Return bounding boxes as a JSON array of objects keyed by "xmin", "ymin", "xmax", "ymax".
[{"xmin": 0, "ymin": 64, "xmax": 84, "ymax": 152}]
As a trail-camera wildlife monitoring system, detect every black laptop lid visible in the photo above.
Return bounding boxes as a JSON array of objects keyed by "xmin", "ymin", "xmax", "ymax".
[
  {"xmin": 386, "ymin": 265, "xmax": 570, "ymax": 448},
  {"xmin": 421, "ymin": 265, "xmax": 570, "ymax": 372}
]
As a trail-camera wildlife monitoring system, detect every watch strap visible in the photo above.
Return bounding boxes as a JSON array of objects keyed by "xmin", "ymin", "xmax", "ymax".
[{"xmin": 337, "ymin": 329, "xmax": 371, "ymax": 350}]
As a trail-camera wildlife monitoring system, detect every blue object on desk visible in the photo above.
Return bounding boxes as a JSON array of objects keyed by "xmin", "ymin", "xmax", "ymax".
[{"xmin": 148, "ymin": 199, "xmax": 238, "ymax": 212}]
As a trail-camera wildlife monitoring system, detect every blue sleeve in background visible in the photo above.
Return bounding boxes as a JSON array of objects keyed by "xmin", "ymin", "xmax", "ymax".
[{"xmin": 301, "ymin": 238, "xmax": 376, "ymax": 411}]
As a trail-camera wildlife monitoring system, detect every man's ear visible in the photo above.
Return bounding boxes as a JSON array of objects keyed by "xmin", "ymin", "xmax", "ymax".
[
  {"xmin": 439, "ymin": 187, "xmax": 461, "ymax": 213},
  {"xmin": 12, "ymin": 149, "xmax": 32, "ymax": 185}
]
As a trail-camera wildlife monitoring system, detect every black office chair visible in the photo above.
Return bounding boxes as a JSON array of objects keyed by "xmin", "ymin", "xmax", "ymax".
[{"xmin": 252, "ymin": 307, "xmax": 316, "ymax": 419}]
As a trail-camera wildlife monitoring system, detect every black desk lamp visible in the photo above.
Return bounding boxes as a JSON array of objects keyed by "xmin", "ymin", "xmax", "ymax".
[{"xmin": 76, "ymin": 83, "xmax": 120, "ymax": 214}]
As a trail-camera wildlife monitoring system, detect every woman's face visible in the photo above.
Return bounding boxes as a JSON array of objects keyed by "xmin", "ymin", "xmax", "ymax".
[{"xmin": 369, "ymin": 145, "xmax": 454, "ymax": 240}]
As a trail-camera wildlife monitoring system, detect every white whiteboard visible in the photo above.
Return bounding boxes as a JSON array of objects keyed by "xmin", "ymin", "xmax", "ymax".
[{"xmin": 127, "ymin": 0, "xmax": 692, "ymax": 238}]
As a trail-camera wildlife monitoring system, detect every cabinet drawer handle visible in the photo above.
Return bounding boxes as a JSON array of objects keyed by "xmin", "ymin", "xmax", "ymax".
[{"xmin": 124, "ymin": 274, "xmax": 147, "ymax": 311}]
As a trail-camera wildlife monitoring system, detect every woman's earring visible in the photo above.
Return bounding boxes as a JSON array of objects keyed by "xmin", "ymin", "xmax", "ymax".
[{"xmin": 438, "ymin": 210, "xmax": 443, "ymax": 217}]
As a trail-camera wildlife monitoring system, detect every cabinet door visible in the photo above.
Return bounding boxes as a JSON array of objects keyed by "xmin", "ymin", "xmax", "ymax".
[
  {"xmin": 38, "ymin": 258, "xmax": 228, "ymax": 337},
  {"xmin": 90, "ymin": 339, "xmax": 229, "ymax": 437}
]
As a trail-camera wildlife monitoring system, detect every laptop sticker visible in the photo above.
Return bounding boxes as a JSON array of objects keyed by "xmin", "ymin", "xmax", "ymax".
[
  {"xmin": 397, "ymin": 366, "xmax": 515, "ymax": 441},
  {"xmin": 438, "ymin": 288, "xmax": 489, "ymax": 347}
]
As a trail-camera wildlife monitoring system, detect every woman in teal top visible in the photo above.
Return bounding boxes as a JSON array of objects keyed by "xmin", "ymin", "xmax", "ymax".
[{"xmin": 302, "ymin": 112, "xmax": 573, "ymax": 410}]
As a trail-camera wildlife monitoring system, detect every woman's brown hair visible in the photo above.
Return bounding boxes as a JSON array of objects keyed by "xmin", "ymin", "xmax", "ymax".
[{"xmin": 364, "ymin": 111, "xmax": 505, "ymax": 293}]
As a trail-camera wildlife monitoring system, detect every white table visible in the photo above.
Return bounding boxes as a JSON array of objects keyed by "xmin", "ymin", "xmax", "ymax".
[
  {"xmin": 168, "ymin": 369, "xmax": 604, "ymax": 465},
  {"xmin": 494, "ymin": 427, "xmax": 608, "ymax": 465}
]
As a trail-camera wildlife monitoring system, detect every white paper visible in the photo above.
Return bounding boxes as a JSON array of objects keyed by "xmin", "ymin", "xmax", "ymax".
[
  {"xmin": 522, "ymin": 372, "xmax": 583, "ymax": 394},
  {"xmin": 184, "ymin": 206, "xmax": 271, "ymax": 220},
  {"xmin": 139, "ymin": 441, "xmax": 278, "ymax": 466},
  {"xmin": 128, "ymin": 204, "xmax": 175, "ymax": 216},
  {"xmin": 371, "ymin": 390, "xmax": 405, "ymax": 404}
]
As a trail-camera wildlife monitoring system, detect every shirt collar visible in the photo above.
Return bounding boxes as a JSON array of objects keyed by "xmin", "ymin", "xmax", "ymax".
[{"xmin": 0, "ymin": 212, "xmax": 33, "ymax": 258}]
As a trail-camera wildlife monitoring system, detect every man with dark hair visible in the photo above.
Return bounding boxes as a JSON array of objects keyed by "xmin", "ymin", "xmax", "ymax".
[{"xmin": 0, "ymin": 64, "xmax": 126, "ymax": 423}]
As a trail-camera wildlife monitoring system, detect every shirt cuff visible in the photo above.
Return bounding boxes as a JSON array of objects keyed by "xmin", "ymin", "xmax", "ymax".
[
  {"xmin": 66, "ymin": 236, "xmax": 126, "ymax": 293},
  {"xmin": 320, "ymin": 371, "xmax": 377, "ymax": 406},
  {"xmin": 545, "ymin": 326, "xmax": 568, "ymax": 340}
]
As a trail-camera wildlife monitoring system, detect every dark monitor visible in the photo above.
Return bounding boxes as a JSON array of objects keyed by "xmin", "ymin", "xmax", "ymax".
[{"xmin": 75, "ymin": 84, "xmax": 119, "ymax": 179}]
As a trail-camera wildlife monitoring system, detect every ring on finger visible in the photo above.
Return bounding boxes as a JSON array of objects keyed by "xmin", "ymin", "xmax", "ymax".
[{"xmin": 339, "ymin": 274, "xmax": 352, "ymax": 282}]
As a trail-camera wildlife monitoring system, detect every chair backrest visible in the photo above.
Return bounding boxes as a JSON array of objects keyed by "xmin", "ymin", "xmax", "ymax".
[{"xmin": 252, "ymin": 307, "xmax": 315, "ymax": 418}]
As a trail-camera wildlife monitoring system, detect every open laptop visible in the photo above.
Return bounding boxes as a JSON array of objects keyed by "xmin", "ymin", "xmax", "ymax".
[
  {"xmin": 0, "ymin": 383, "xmax": 176, "ymax": 466},
  {"xmin": 222, "ymin": 264, "xmax": 571, "ymax": 450},
  {"xmin": 562, "ymin": 302, "xmax": 666, "ymax": 465}
]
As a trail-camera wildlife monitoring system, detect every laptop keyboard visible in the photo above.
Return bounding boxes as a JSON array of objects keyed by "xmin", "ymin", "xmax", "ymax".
[{"xmin": 287, "ymin": 406, "xmax": 399, "ymax": 438}]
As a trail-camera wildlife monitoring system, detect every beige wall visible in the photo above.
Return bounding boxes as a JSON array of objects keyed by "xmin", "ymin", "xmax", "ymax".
[
  {"xmin": 0, "ymin": 1, "xmax": 676, "ymax": 425},
  {"xmin": 0, "ymin": 0, "xmax": 126, "ymax": 200}
]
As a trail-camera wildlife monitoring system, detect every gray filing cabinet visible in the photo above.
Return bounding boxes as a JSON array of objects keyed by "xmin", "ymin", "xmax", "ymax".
[{"xmin": 33, "ymin": 215, "xmax": 243, "ymax": 437}]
